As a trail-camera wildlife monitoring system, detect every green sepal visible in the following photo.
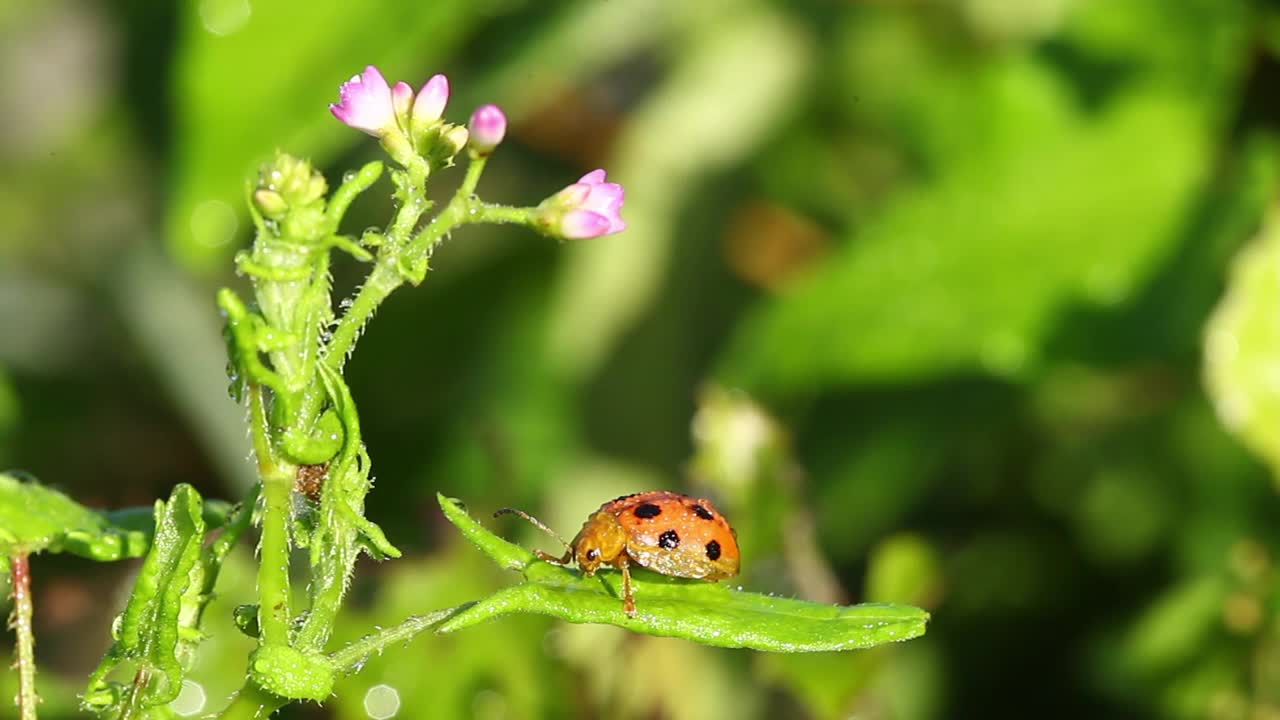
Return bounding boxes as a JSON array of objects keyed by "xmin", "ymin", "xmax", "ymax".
[
  {"xmin": 437, "ymin": 494, "xmax": 929, "ymax": 652},
  {"xmin": 249, "ymin": 645, "xmax": 336, "ymax": 702}
]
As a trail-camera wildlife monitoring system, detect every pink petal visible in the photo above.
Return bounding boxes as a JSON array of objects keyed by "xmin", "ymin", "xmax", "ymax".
[
  {"xmin": 413, "ymin": 74, "xmax": 450, "ymax": 125},
  {"xmin": 561, "ymin": 210, "xmax": 613, "ymax": 239},
  {"xmin": 331, "ymin": 65, "xmax": 396, "ymax": 136}
]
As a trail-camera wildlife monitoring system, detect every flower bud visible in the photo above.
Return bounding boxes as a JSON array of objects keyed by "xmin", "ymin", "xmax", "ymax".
[
  {"xmin": 441, "ymin": 124, "xmax": 470, "ymax": 158},
  {"xmin": 259, "ymin": 153, "xmax": 327, "ymax": 210},
  {"xmin": 252, "ymin": 189, "xmax": 288, "ymax": 219},
  {"xmin": 467, "ymin": 104, "xmax": 507, "ymax": 155},
  {"xmin": 536, "ymin": 169, "xmax": 626, "ymax": 239}
]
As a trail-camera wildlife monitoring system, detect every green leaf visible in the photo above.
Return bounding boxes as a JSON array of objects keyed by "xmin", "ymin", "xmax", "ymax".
[
  {"xmin": 0, "ymin": 472, "xmax": 150, "ymax": 561},
  {"xmin": 436, "ymin": 494, "xmax": 929, "ymax": 652},
  {"xmin": 85, "ymin": 485, "xmax": 207, "ymax": 711},
  {"xmin": 1204, "ymin": 207, "xmax": 1280, "ymax": 480},
  {"xmin": 719, "ymin": 63, "xmax": 1210, "ymax": 391}
]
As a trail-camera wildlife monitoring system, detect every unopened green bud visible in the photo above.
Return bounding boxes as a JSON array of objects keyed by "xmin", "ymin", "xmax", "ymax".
[{"xmin": 253, "ymin": 189, "xmax": 288, "ymax": 219}]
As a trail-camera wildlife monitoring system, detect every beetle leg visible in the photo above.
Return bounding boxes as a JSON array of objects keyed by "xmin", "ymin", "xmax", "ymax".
[
  {"xmin": 619, "ymin": 556, "xmax": 636, "ymax": 617},
  {"xmin": 534, "ymin": 549, "xmax": 572, "ymax": 565}
]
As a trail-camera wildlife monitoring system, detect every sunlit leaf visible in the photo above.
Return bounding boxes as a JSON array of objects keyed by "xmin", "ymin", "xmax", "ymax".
[
  {"xmin": 720, "ymin": 71, "xmax": 1209, "ymax": 391},
  {"xmin": 1204, "ymin": 207, "xmax": 1280, "ymax": 480}
]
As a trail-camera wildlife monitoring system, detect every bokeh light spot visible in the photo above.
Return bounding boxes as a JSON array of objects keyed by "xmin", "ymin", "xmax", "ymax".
[
  {"xmin": 363, "ymin": 683, "xmax": 400, "ymax": 720},
  {"xmin": 170, "ymin": 680, "xmax": 207, "ymax": 716},
  {"xmin": 190, "ymin": 200, "xmax": 238, "ymax": 248}
]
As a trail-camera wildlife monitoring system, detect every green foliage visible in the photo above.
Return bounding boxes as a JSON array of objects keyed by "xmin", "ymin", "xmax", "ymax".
[
  {"xmin": 721, "ymin": 72, "xmax": 1209, "ymax": 389},
  {"xmin": 437, "ymin": 494, "xmax": 930, "ymax": 652},
  {"xmin": 0, "ymin": 473, "xmax": 150, "ymax": 561}
]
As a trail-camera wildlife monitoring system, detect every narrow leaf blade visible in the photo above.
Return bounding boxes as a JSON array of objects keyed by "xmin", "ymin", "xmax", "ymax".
[{"xmin": 438, "ymin": 495, "xmax": 928, "ymax": 652}]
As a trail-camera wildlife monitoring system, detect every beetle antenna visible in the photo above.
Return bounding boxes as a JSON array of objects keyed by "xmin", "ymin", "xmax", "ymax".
[{"xmin": 494, "ymin": 508, "xmax": 572, "ymax": 552}]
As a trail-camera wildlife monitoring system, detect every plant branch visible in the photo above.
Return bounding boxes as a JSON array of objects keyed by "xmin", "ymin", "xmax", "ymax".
[{"xmin": 329, "ymin": 603, "xmax": 473, "ymax": 674}]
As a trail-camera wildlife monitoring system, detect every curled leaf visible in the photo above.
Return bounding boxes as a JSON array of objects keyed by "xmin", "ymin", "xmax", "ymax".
[
  {"xmin": 85, "ymin": 485, "xmax": 206, "ymax": 710},
  {"xmin": 437, "ymin": 494, "xmax": 928, "ymax": 652}
]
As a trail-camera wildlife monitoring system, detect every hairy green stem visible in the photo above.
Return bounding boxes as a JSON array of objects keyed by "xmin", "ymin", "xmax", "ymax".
[
  {"xmin": 325, "ymin": 161, "xmax": 384, "ymax": 231},
  {"xmin": 213, "ymin": 680, "xmax": 286, "ymax": 720},
  {"xmin": 250, "ymin": 384, "xmax": 293, "ymax": 647},
  {"xmin": 320, "ymin": 259, "xmax": 401, "ymax": 377},
  {"xmin": 9, "ymin": 552, "xmax": 36, "ymax": 720},
  {"xmin": 329, "ymin": 603, "xmax": 473, "ymax": 674},
  {"xmin": 386, "ymin": 160, "xmax": 431, "ymax": 245},
  {"xmin": 474, "ymin": 203, "xmax": 536, "ymax": 226},
  {"xmin": 402, "ymin": 154, "xmax": 490, "ymax": 264}
]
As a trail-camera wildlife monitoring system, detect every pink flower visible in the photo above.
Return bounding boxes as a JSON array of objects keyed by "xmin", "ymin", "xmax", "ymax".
[
  {"xmin": 539, "ymin": 169, "xmax": 626, "ymax": 239},
  {"xmin": 467, "ymin": 104, "xmax": 507, "ymax": 154},
  {"xmin": 330, "ymin": 66, "xmax": 397, "ymax": 137}
]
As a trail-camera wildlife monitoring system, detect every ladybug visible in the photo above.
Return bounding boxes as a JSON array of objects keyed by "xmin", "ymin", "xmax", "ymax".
[{"xmin": 495, "ymin": 491, "xmax": 740, "ymax": 617}]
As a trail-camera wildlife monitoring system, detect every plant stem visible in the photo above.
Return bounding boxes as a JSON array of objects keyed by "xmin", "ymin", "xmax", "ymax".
[
  {"xmin": 209, "ymin": 484, "xmax": 260, "ymax": 569},
  {"xmin": 474, "ymin": 203, "xmax": 536, "ymax": 226},
  {"xmin": 250, "ymin": 384, "xmax": 293, "ymax": 647},
  {"xmin": 328, "ymin": 603, "xmax": 473, "ymax": 674},
  {"xmin": 9, "ymin": 552, "xmax": 36, "ymax": 720},
  {"xmin": 318, "ymin": 153, "xmax": 494, "ymax": 384},
  {"xmin": 213, "ymin": 680, "xmax": 286, "ymax": 720},
  {"xmin": 320, "ymin": 258, "xmax": 402, "ymax": 377},
  {"xmin": 402, "ymin": 154, "xmax": 490, "ymax": 264}
]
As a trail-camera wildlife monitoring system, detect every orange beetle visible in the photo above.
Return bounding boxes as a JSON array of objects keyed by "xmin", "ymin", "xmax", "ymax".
[{"xmin": 495, "ymin": 491, "xmax": 741, "ymax": 616}]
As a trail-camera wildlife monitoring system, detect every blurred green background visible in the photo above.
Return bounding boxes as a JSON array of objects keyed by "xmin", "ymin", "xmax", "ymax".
[{"xmin": 4, "ymin": 0, "xmax": 1280, "ymax": 717}]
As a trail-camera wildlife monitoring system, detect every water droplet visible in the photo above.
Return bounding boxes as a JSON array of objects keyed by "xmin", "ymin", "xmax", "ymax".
[{"xmin": 344, "ymin": 171, "xmax": 358, "ymax": 183}]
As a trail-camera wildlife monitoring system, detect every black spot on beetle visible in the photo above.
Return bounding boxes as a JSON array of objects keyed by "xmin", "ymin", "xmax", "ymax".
[
  {"xmin": 691, "ymin": 504, "xmax": 714, "ymax": 520},
  {"xmin": 658, "ymin": 529, "xmax": 680, "ymax": 549},
  {"xmin": 705, "ymin": 540, "xmax": 721, "ymax": 560},
  {"xmin": 633, "ymin": 503, "xmax": 662, "ymax": 519}
]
